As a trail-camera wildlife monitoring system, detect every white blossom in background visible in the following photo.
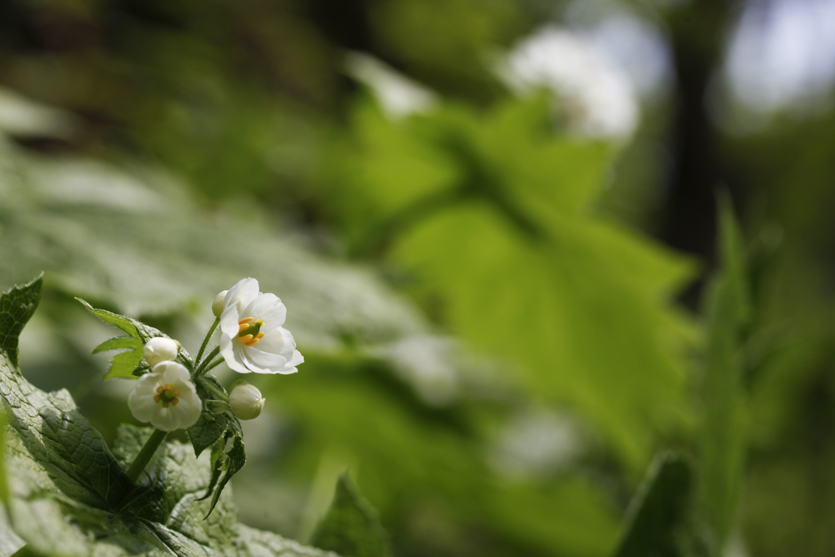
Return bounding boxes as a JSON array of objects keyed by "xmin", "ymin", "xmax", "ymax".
[
  {"xmin": 143, "ymin": 337, "xmax": 179, "ymax": 367},
  {"xmin": 488, "ymin": 409, "xmax": 585, "ymax": 479},
  {"xmin": 218, "ymin": 278, "xmax": 303, "ymax": 375},
  {"xmin": 128, "ymin": 361, "xmax": 202, "ymax": 431},
  {"xmin": 377, "ymin": 335, "xmax": 459, "ymax": 406},
  {"xmin": 498, "ymin": 27, "xmax": 638, "ymax": 139},
  {"xmin": 345, "ymin": 52, "xmax": 438, "ymax": 119}
]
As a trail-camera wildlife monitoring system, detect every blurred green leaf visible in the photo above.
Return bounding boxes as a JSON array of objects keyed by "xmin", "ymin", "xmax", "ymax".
[
  {"xmin": 613, "ymin": 452, "xmax": 706, "ymax": 557},
  {"xmin": 0, "ymin": 275, "xmax": 42, "ymax": 368},
  {"xmin": 698, "ymin": 197, "xmax": 750, "ymax": 548},
  {"xmin": 329, "ymin": 97, "xmax": 696, "ymax": 465},
  {"xmin": 312, "ymin": 474, "xmax": 392, "ymax": 557}
]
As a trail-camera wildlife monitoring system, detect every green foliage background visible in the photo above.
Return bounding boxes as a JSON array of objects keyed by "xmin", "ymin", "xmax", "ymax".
[{"xmin": 1, "ymin": 1, "xmax": 834, "ymax": 556}]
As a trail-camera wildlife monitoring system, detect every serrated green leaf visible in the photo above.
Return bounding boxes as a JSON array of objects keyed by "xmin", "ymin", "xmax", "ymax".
[
  {"xmin": 202, "ymin": 425, "xmax": 246, "ymax": 518},
  {"xmin": 312, "ymin": 474, "xmax": 392, "ymax": 557},
  {"xmin": 698, "ymin": 197, "xmax": 750, "ymax": 548},
  {"xmin": 328, "ymin": 97, "xmax": 696, "ymax": 466},
  {"xmin": 76, "ymin": 298, "xmax": 141, "ymax": 338},
  {"xmin": 613, "ymin": 452, "xmax": 707, "ymax": 557},
  {"xmin": 92, "ymin": 336, "xmax": 142, "ymax": 355},
  {"xmin": 106, "ymin": 350, "xmax": 145, "ymax": 381},
  {"xmin": 188, "ymin": 375, "xmax": 233, "ymax": 457},
  {"xmin": 78, "ymin": 298, "xmax": 195, "ymax": 379},
  {"xmin": 0, "ymin": 276, "xmax": 42, "ymax": 368}
]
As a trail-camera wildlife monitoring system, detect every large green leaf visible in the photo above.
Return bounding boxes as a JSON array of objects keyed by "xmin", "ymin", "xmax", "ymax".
[
  {"xmin": 328, "ymin": 97, "xmax": 696, "ymax": 465},
  {"xmin": 0, "ymin": 277, "xmax": 339, "ymax": 557},
  {"xmin": 0, "ymin": 148, "xmax": 424, "ymax": 350},
  {"xmin": 698, "ymin": 197, "xmax": 750, "ymax": 549},
  {"xmin": 613, "ymin": 452, "xmax": 707, "ymax": 557}
]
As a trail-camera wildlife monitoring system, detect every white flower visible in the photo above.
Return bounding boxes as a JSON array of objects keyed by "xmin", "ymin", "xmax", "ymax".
[
  {"xmin": 218, "ymin": 278, "xmax": 304, "ymax": 374},
  {"xmin": 498, "ymin": 27, "xmax": 638, "ymax": 139},
  {"xmin": 143, "ymin": 337, "xmax": 179, "ymax": 367},
  {"xmin": 229, "ymin": 382, "xmax": 265, "ymax": 420},
  {"xmin": 345, "ymin": 52, "xmax": 437, "ymax": 120},
  {"xmin": 212, "ymin": 290, "xmax": 228, "ymax": 317},
  {"xmin": 128, "ymin": 361, "xmax": 202, "ymax": 431}
]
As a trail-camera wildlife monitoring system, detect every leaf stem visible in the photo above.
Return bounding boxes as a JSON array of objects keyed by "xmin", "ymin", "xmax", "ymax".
[
  {"xmin": 194, "ymin": 346, "xmax": 220, "ymax": 376},
  {"xmin": 202, "ymin": 357, "xmax": 225, "ymax": 376},
  {"xmin": 195, "ymin": 317, "xmax": 220, "ymax": 367},
  {"xmin": 200, "ymin": 379, "xmax": 229, "ymax": 402},
  {"xmin": 126, "ymin": 428, "xmax": 168, "ymax": 483}
]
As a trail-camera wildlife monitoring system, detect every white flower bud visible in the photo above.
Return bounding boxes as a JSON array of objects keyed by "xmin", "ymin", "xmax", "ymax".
[
  {"xmin": 143, "ymin": 337, "xmax": 179, "ymax": 367},
  {"xmin": 212, "ymin": 290, "xmax": 229, "ymax": 317},
  {"xmin": 229, "ymin": 382, "xmax": 265, "ymax": 420}
]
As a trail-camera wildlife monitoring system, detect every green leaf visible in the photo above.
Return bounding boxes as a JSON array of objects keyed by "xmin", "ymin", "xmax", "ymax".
[
  {"xmin": 698, "ymin": 196, "xmax": 750, "ymax": 547},
  {"xmin": 312, "ymin": 474, "xmax": 392, "ymax": 557},
  {"xmin": 92, "ymin": 336, "xmax": 142, "ymax": 355},
  {"xmin": 187, "ymin": 375, "xmax": 233, "ymax": 457},
  {"xmin": 332, "ymin": 98, "xmax": 696, "ymax": 466},
  {"xmin": 78, "ymin": 298, "xmax": 194, "ymax": 379},
  {"xmin": 201, "ymin": 423, "xmax": 246, "ymax": 518},
  {"xmin": 0, "ymin": 276, "xmax": 42, "ymax": 368},
  {"xmin": 613, "ymin": 452, "xmax": 707, "ymax": 557}
]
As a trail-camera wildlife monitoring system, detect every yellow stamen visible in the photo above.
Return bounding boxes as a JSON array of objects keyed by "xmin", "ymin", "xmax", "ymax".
[
  {"xmin": 154, "ymin": 394, "xmax": 161, "ymax": 402},
  {"xmin": 164, "ymin": 384, "xmax": 173, "ymax": 391},
  {"xmin": 239, "ymin": 334, "xmax": 254, "ymax": 344},
  {"xmin": 156, "ymin": 386, "xmax": 164, "ymax": 394},
  {"xmin": 173, "ymin": 388, "xmax": 180, "ymax": 397},
  {"xmin": 172, "ymin": 398, "xmax": 179, "ymax": 405},
  {"xmin": 239, "ymin": 317, "xmax": 255, "ymax": 325},
  {"xmin": 162, "ymin": 401, "xmax": 170, "ymax": 408}
]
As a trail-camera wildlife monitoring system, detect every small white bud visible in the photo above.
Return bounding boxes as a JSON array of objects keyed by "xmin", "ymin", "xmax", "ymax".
[
  {"xmin": 212, "ymin": 290, "xmax": 229, "ymax": 317},
  {"xmin": 229, "ymin": 382, "xmax": 265, "ymax": 420},
  {"xmin": 143, "ymin": 337, "xmax": 179, "ymax": 367}
]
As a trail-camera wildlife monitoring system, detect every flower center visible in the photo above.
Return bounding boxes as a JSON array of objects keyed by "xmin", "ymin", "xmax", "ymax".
[
  {"xmin": 237, "ymin": 317, "xmax": 265, "ymax": 347},
  {"xmin": 154, "ymin": 384, "xmax": 180, "ymax": 408}
]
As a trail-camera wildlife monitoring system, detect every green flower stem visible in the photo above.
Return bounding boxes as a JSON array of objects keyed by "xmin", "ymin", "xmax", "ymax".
[
  {"xmin": 126, "ymin": 428, "xmax": 168, "ymax": 483},
  {"xmin": 195, "ymin": 317, "xmax": 220, "ymax": 367},
  {"xmin": 200, "ymin": 379, "xmax": 229, "ymax": 402},
  {"xmin": 201, "ymin": 357, "xmax": 225, "ymax": 376},
  {"xmin": 194, "ymin": 346, "xmax": 220, "ymax": 376}
]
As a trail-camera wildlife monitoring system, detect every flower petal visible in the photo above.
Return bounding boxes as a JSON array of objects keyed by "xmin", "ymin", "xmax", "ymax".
[
  {"xmin": 256, "ymin": 328, "xmax": 296, "ymax": 359},
  {"xmin": 172, "ymin": 390, "xmax": 203, "ymax": 429},
  {"xmin": 155, "ymin": 360, "xmax": 191, "ymax": 384},
  {"xmin": 150, "ymin": 406, "xmax": 179, "ymax": 431},
  {"xmin": 222, "ymin": 334, "xmax": 250, "ymax": 373},
  {"xmin": 244, "ymin": 293, "xmax": 287, "ymax": 332},
  {"xmin": 128, "ymin": 373, "xmax": 162, "ymax": 422},
  {"xmin": 224, "ymin": 278, "xmax": 260, "ymax": 314},
  {"xmin": 238, "ymin": 342, "xmax": 288, "ymax": 374}
]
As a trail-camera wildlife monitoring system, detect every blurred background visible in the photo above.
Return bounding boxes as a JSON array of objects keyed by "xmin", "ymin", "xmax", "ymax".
[{"xmin": 1, "ymin": 0, "xmax": 834, "ymax": 555}]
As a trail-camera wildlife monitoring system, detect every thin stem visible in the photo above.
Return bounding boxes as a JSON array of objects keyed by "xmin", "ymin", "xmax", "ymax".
[
  {"xmin": 126, "ymin": 428, "xmax": 168, "ymax": 483},
  {"xmin": 195, "ymin": 317, "xmax": 220, "ymax": 367},
  {"xmin": 200, "ymin": 379, "xmax": 229, "ymax": 402},
  {"xmin": 202, "ymin": 357, "xmax": 225, "ymax": 376},
  {"xmin": 194, "ymin": 346, "xmax": 220, "ymax": 376}
]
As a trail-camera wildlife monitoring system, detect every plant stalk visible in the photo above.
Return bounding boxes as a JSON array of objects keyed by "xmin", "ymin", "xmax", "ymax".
[
  {"xmin": 126, "ymin": 428, "xmax": 168, "ymax": 483},
  {"xmin": 194, "ymin": 347, "xmax": 220, "ymax": 376},
  {"xmin": 195, "ymin": 317, "xmax": 220, "ymax": 366}
]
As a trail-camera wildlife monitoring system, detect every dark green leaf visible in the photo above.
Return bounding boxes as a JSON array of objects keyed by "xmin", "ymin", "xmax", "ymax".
[
  {"xmin": 188, "ymin": 375, "xmax": 233, "ymax": 457},
  {"xmin": 0, "ymin": 276, "xmax": 42, "ymax": 368},
  {"xmin": 312, "ymin": 474, "xmax": 392, "ymax": 557},
  {"xmin": 613, "ymin": 452, "xmax": 707, "ymax": 557}
]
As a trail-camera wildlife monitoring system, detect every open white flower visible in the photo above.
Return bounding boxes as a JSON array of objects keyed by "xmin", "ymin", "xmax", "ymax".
[
  {"xmin": 218, "ymin": 278, "xmax": 303, "ymax": 374},
  {"xmin": 128, "ymin": 361, "xmax": 202, "ymax": 431}
]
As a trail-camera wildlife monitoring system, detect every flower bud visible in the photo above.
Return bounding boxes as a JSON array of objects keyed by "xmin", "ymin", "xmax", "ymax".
[
  {"xmin": 229, "ymin": 382, "xmax": 265, "ymax": 420},
  {"xmin": 212, "ymin": 290, "xmax": 229, "ymax": 317},
  {"xmin": 143, "ymin": 337, "xmax": 179, "ymax": 367}
]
